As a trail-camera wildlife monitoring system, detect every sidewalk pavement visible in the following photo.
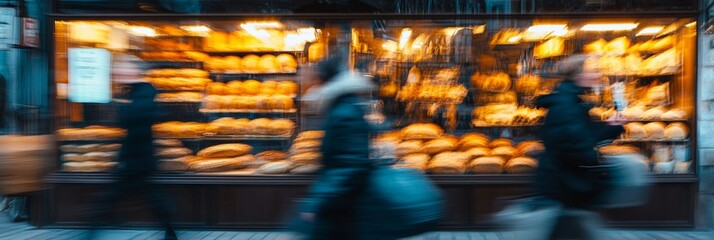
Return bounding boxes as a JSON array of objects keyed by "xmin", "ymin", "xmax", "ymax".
[{"xmin": 2, "ymin": 213, "xmax": 713, "ymax": 240}]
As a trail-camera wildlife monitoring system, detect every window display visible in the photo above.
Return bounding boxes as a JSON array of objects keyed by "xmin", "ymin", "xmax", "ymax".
[{"xmin": 53, "ymin": 17, "xmax": 696, "ymax": 175}]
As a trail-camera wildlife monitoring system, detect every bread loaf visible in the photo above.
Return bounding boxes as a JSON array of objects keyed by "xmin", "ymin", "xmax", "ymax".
[
  {"xmin": 155, "ymin": 147, "xmax": 193, "ymax": 159},
  {"xmin": 290, "ymin": 152, "xmax": 322, "ymax": 165},
  {"xmin": 427, "ymin": 153, "xmax": 467, "ymax": 174},
  {"xmin": 489, "ymin": 138, "xmax": 513, "ymax": 148},
  {"xmin": 644, "ymin": 122, "xmax": 666, "ymax": 139},
  {"xmin": 464, "ymin": 147, "xmax": 490, "ymax": 160},
  {"xmin": 598, "ymin": 145, "xmax": 640, "ymax": 155},
  {"xmin": 459, "ymin": 133, "xmax": 489, "ymax": 151},
  {"xmin": 289, "ymin": 164, "xmax": 321, "ymax": 175},
  {"xmin": 295, "ymin": 131, "xmax": 325, "ymax": 142},
  {"xmin": 395, "ymin": 140, "xmax": 423, "ymax": 157},
  {"xmin": 62, "ymin": 144, "xmax": 119, "ymax": 153},
  {"xmin": 401, "ymin": 123, "xmax": 443, "ymax": 140},
  {"xmin": 664, "ymin": 123, "xmax": 688, "ymax": 140},
  {"xmin": 469, "ymin": 156, "xmax": 506, "ymax": 174},
  {"xmin": 189, "ymin": 158, "xmax": 238, "ymax": 172},
  {"xmin": 63, "ymin": 161, "xmax": 117, "ymax": 172},
  {"xmin": 490, "ymin": 146, "xmax": 518, "ymax": 160},
  {"xmin": 153, "ymin": 139, "xmax": 183, "ymax": 147},
  {"xmin": 197, "ymin": 144, "xmax": 252, "ymax": 158},
  {"xmin": 505, "ymin": 157, "xmax": 538, "ymax": 174},
  {"xmin": 255, "ymin": 150, "xmax": 288, "ymax": 162},
  {"xmin": 396, "ymin": 153, "xmax": 430, "ymax": 171},
  {"xmin": 255, "ymin": 161, "xmax": 293, "ymax": 174},
  {"xmin": 423, "ymin": 137, "xmax": 458, "ymax": 155},
  {"xmin": 289, "ymin": 140, "xmax": 321, "ymax": 155},
  {"xmin": 624, "ymin": 122, "xmax": 646, "ymax": 140},
  {"xmin": 516, "ymin": 141, "xmax": 545, "ymax": 157},
  {"xmin": 269, "ymin": 119, "xmax": 296, "ymax": 136},
  {"xmin": 158, "ymin": 156, "xmax": 190, "ymax": 172}
]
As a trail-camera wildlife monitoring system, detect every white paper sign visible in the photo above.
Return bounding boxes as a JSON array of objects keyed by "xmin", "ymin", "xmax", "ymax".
[{"xmin": 68, "ymin": 48, "xmax": 111, "ymax": 103}]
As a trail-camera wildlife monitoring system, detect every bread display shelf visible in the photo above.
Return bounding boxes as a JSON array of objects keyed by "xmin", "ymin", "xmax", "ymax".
[
  {"xmin": 202, "ymin": 135, "xmax": 292, "ymax": 141},
  {"xmin": 614, "ymin": 138, "xmax": 690, "ymax": 143},
  {"xmin": 471, "ymin": 123, "xmax": 543, "ymax": 128},
  {"xmin": 202, "ymin": 51, "xmax": 301, "ymax": 55},
  {"xmin": 155, "ymin": 100, "xmax": 203, "ymax": 103},
  {"xmin": 595, "ymin": 118, "xmax": 689, "ymax": 123},
  {"xmin": 58, "ymin": 138, "xmax": 122, "ymax": 142},
  {"xmin": 156, "ymin": 88, "xmax": 205, "ymax": 92},
  {"xmin": 199, "ymin": 109, "xmax": 298, "ymax": 114},
  {"xmin": 606, "ymin": 73, "xmax": 681, "ymax": 78},
  {"xmin": 209, "ymin": 71, "xmax": 297, "ymax": 76}
]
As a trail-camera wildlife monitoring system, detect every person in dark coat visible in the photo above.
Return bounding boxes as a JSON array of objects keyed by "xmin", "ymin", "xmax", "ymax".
[
  {"xmin": 86, "ymin": 57, "xmax": 176, "ymax": 240},
  {"xmin": 292, "ymin": 53, "xmax": 383, "ymax": 240},
  {"xmin": 534, "ymin": 55, "xmax": 625, "ymax": 239}
]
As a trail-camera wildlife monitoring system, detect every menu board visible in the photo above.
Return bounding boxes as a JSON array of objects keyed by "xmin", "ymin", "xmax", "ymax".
[{"xmin": 68, "ymin": 48, "xmax": 111, "ymax": 103}]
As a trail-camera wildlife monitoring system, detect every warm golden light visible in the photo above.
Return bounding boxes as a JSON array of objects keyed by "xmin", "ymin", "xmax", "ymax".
[
  {"xmin": 297, "ymin": 27, "xmax": 317, "ymax": 42},
  {"xmin": 382, "ymin": 40, "xmax": 398, "ymax": 52},
  {"xmin": 399, "ymin": 28, "xmax": 412, "ymax": 50},
  {"xmin": 581, "ymin": 23, "xmax": 639, "ymax": 31},
  {"xmin": 636, "ymin": 26, "xmax": 664, "ymax": 36},
  {"xmin": 526, "ymin": 24, "xmax": 567, "ymax": 33},
  {"xmin": 128, "ymin": 26, "xmax": 157, "ymax": 37},
  {"xmin": 507, "ymin": 35, "xmax": 522, "ymax": 43},
  {"xmin": 685, "ymin": 21, "xmax": 697, "ymax": 28},
  {"xmin": 180, "ymin": 25, "xmax": 211, "ymax": 34},
  {"xmin": 240, "ymin": 21, "xmax": 282, "ymax": 29}
]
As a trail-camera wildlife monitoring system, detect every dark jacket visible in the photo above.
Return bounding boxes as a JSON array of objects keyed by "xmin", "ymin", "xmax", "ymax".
[
  {"xmin": 295, "ymin": 72, "xmax": 378, "ymax": 240},
  {"xmin": 117, "ymin": 82, "xmax": 158, "ymax": 175},
  {"xmin": 534, "ymin": 80, "xmax": 623, "ymax": 209}
]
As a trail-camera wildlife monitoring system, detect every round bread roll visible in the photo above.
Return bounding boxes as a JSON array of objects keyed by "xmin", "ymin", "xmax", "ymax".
[
  {"xmin": 225, "ymin": 81, "xmax": 243, "ymax": 95},
  {"xmin": 489, "ymin": 138, "xmax": 513, "ymax": 148},
  {"xmin": 516, "ymin": 141, "xmax": 545, "ymax": 157},
  {"xmin": 465, "ymin": 147, "xmax": 490, "ymax": 160},
  {"xmin": 401, "ymin": 123, "xmax": 443, "ymax": 140},
  {"xmin": 255, "ymin": 150, "xmax": 288, "ymax": 162},
  {"xmin": 258, "ymin": 54, "xmax": 277, "ymax": 73},
  {"xmin": 290, "ymin": 152, "xmax": 322, "ymax": 165},
  {"xmin": 290, "ymin": 164, "xmax": 322, "ymax": 175},
  {"xmin": 432, "ymin": 151, "xmax": 471, "ymax": 163},
  {"xmin": 276, "ymin": 81, "xmax": 299, "ymax": 96},
  {"xmin": 427, "ymin": 159, "xmax": 465, "ymax": 174},
  {"xmin": 643, "ymin": 107, "xmax": 666, "ymax": 120},
  {"xmin": 197, "ymin": 143, "xmax": 252, "ymax": 158},
  {"xmin": 295, "ymin": 131, "xmax": 325, "ymax": 142},
  {"xmin": 468, "ymin": 156, "xmax": 506, "ymax": 174},
  {"xmin": 662, "ymin": 109, "xmax": 687, "ymax": 120},
  {"xmin": 664, "ymin": 123, "xmax": 689, "ymax": 140},
  {"xmin": 505, "ymin": 157, "xmax": 538, "ymax": 174},
  {"xmin": 459, "ymin": 133, "xmax": 489, "ymax": 151},
  {"xmin": 423, "ymin": 137, "xmax": 458, "ymax": 155},
  {"xmin": 242, "ymin": 80, "xmax": 262, "ymax": 95},
  {"xmin": 395, "ymin": 140, "xmax": 424, "ymax": 157},
  {"xmin": 206, "ymin": 82, "xmax": 227, "ymax": 95},
  {"xmin": 624, "ymin": 122, "xmax": 646, "ymax": 140},
  {"xmin": 261, "ymin": 80, "xmax": 278, "ymax": 90},
  {"xmin": 490, "ymin": 146, "xmax": 518, "ymax": 160},
  {"xmin": 241, "ymin": 54, "xmax": 260, "ymax": 72},
  {"xmin": 275, "ymin": 54, "xmax": 298, "ymax": 72},
  {"xmin": 397, "ymin": 153, "xmax": 430, "ymax": 171},
  {"xmin": 223, "ymin": 56, "xmax": 242, "ymax": 71},
  {"xmin": 623, "ymin": 107, "xmax": 645, "ymax": 120},
  {"xmin": 644, "ymin": 122, "xmax": 666, "ymax": 139},
  {"xmin": 598, "ymin": 144, "xmax": 640, "ymax": 155},
  {"xmin": 255, "ymin": 160, "xmax": 293, "ymax": 174}
]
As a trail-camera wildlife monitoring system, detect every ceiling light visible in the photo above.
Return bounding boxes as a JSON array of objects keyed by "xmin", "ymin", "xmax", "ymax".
[
  {"xmin": 526, "ymin": 24, "xmax": 567, "ymax": 34},
  {"xmin": 180, "ymin": 25, "xmax": 211, "ymax": 34},
  {"xmin": 507, "ymin": 35, "xmax": 522, "ymax": 43},
  {"xmin": 581, "ymin": 23, "xmax": 638, "ymax": 31},
  {"xmin": 636, "ymin": 26, "xmax": 664, "ymax": 36},
  {"xmin": 128, "ymin": 26, "xmax": 157, "ymax": 37}
]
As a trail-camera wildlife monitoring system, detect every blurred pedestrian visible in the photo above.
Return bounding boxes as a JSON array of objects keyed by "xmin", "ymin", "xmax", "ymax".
[
  {"xmin": 534, "ymin": 54, "xmax": 626, "ymax": 240},
  {"xmin": 85, "ymin": 55, "xmax": 176, "ymax": 240},
  {"xmin": 291, "ymin": 51, "xmax": 386, "ymax": 240}
]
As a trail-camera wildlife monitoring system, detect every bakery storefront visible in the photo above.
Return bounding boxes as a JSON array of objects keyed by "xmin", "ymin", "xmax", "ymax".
[{"xmin": 36, "ymin": 1, "xmax": 701, "ymax": 229}]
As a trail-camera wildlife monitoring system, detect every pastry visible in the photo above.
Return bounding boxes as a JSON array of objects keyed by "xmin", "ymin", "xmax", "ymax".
[
  {"xmin": 395, "ymin": 140, "xmax": 424, "ymax": 157},
  {"xmin": 290, "ymin": 140, "xmax": 321, "ymax": 154},
  {"xmin": 469, "ymin": 156, "xmax": 506, "ymax": 174},
  {"xmin": 276, "ymin": 81, "xmax": 299, "ymax": 96},
  {"xmin": 249, "ymin": 118, "xmax": 273, "ymax": 135},
  {"xmin": 664, "ymin": 123, "xmax": 689, "ymax": 140},
  {"xmin": 158, "ymin": 156, "xmax": 190, "ymax": 172},
  {"xmin": 189, "ymin": 157, "xmax": 238, "ymax": 172},
  {"xmin": 155, "ymin": 147, "xmax": 193, "ymax": 159},
  {"xmin": 196, "ymin": 143, "xmax": 252, "ymax": 158},
  {"xmin": 401, "ymin": 123, "xmax": 443, "ymax": 140},
  {"xmin": 458, "ymin": 133, "xmax": 489, "ymax": 151},
  {"xmin": 489, "ymin": 138, "xmax": 513, "ymax": 148},
  {"xmin": 289, "ymin": 164, "xmax": 322, "ymax": 174},
  {"xmin": 490, "ymin": 146, "xmax": 518, "ymax": 160},
  {"xmin": 253, "ymin": 150, "xmax": 287, "ymax": 162},
  {"xmin": 644, "ymin": 122, "xmax": 666, "ymax": 139},
  {"xmin": 642, "ymin": 107, "xmax": 666, "ymax": 120},
  {"xmin": 290, "ymin": 152, "xmax": 322, "ymax": 165},
  {"xmin": 57, "ymin": 126, "xmax": 126, "ymax": 140},
  {"xmin": 516, "ymin": 141, "xmax": 545, "ymax": 157},
  {"xmin": 255, "ymin": 161, "xmax": 293, "ymax": 174},
  {"xmin": 505, "ymin": 157, "xmax": 538, "ymax": 174},
  {"xmin": 598, "ymin": 145, "xmax": 640, "ymax": 155},
  {"xmin": 423, "ymin": 137, "xmax": 458, "ymax": 155},
  {"xmin": 624, "ymin": 122, "xmax": 646, "ymax": 140}
]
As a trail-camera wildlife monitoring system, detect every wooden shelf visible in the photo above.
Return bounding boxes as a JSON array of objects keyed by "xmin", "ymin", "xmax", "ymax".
[{"xmin": 614, "ymin": 138, "xmax": 690, "ymax": 143}]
